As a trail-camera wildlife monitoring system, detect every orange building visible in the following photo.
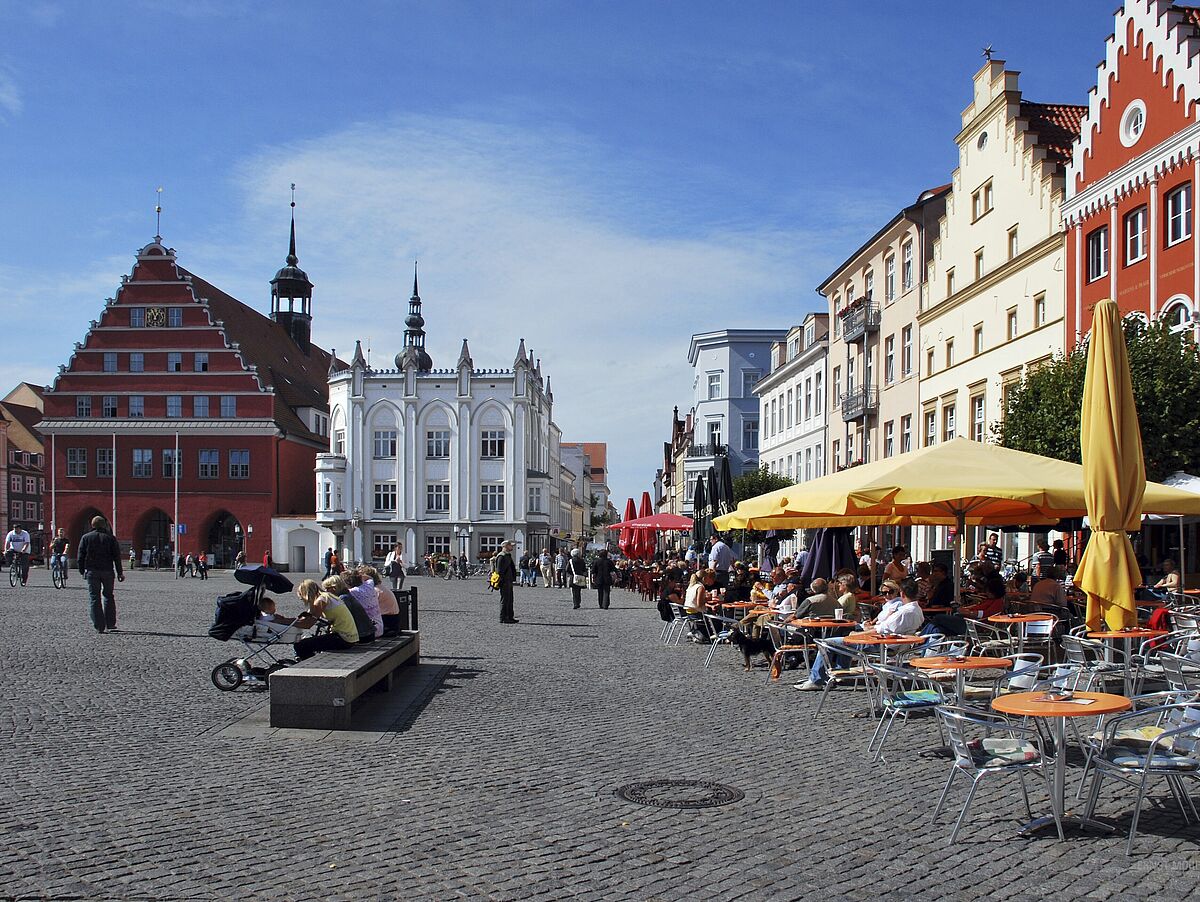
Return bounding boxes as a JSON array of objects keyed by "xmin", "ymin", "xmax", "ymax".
[{"xmin": 1064, "ymin": 1, "xmax": 1200, "ymax": 339}]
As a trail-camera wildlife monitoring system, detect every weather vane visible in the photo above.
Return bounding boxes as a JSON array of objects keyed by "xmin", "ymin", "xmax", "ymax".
[
  {"xmin": 155, "ymin": 186, "xmax": 163, "ymax": 239},
  {"xmin": 290, "ymin": 182, "xmax": 296, "ymax": 209},
  {"xmin": 983, "ymin": 44, "xmax": 994, "ymax": 61}
]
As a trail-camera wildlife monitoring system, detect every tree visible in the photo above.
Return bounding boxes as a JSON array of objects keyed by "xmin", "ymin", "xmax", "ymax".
[
  {"xmin": 995, "ymin": 317, "xmax": 1200, "ymax": 482},
  {"xmin": 732, "ymin": 466, "xmax": 794, "ymax": 504}
]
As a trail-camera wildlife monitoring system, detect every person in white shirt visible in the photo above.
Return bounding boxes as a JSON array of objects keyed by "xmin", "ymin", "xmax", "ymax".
[
  {"xmin": 796, "ymin": 579, "xmax": 923, "ymax": 690},
  {"xmin": 5, "ymin": 524, "xmax": 32, "ymax": 584}
]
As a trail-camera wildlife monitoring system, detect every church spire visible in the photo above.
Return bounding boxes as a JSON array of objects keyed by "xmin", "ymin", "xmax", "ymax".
[{"xmin": 395, "ymin": 260, "xmax": 433, "ymax": 372}]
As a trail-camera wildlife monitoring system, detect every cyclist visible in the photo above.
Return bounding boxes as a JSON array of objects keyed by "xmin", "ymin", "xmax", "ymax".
[
  {"xmin": 4, "ymin": 522, "xmax": 32, "ymax": 585},
  {"xmin": 50, "ymin": 528, "xmax": 70, "ymax": 584}
]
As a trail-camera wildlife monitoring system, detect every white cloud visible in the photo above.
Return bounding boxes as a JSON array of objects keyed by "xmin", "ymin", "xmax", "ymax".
[
  {"xmin": 201, "ymin": 114, "xmax": 835, "ymax": 501},
  {"xmin": 0, "ymin": 63, "xmax": 21, "ymax": 120}
]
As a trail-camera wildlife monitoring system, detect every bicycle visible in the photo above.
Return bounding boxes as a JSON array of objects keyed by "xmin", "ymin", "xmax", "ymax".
[
  {"xmin": 51, "ymin": 555, "xmax": 67, "ymax": 590},
  {"xmin": 7, "ymin": 552, "xmax": 29, "ymax": 588}
]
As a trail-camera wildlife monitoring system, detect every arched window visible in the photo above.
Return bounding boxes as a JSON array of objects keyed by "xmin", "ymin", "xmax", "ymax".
[{"xmin": 1162, "ymin": 297, "xmax": 1193, "ymax": 335}]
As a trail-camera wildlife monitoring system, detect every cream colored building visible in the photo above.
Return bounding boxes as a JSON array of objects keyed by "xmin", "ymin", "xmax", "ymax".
[
  {"xmin": 817, "ymin": 185, "xmax": 948, "ymax": 554},
  {"xmin": 915, "ymin": 59, "xmax": 1083, "ymax": 562},
  {"xmin": 819, "ymin": 186, "xmax": 949, "ymax": 476}
]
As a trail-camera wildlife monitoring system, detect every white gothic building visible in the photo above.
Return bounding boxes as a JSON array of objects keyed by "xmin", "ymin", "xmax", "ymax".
[{"xmin": 315, "ymin": 274, "xmax": 561, "ymax": 563}]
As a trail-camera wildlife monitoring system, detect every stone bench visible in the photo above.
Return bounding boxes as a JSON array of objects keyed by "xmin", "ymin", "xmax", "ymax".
[{"xmin": 269, "ymin": 632, "xmax": 420, "ymax": 730}]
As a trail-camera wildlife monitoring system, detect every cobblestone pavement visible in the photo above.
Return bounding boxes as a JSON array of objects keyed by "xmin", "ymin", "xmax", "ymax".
[{"xmin": 1, "ymin": 568, "xmax": 1198, "ymax": 901}]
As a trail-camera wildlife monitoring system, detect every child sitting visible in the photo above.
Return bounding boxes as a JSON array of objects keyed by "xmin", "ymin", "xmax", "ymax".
[{"xmin": 257, "ymin": 596, "xmax": 295, "ymax": 625}]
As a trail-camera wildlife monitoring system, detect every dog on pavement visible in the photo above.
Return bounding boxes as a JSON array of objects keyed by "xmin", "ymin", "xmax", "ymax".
[{"xmin": 728, "ymin": 627, "xmax": 774, "ymax": 671}]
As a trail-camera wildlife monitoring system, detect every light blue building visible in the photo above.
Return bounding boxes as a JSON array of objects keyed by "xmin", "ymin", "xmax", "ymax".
[{"xmin": 683, "ymin": 329, "xmax": 788, "ymax": 510}]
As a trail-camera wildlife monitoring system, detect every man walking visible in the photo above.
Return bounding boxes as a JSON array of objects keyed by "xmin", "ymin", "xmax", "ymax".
[
  {"xmin": 77, "ymin": 516, "xmax": 124, "ymax": 633},
  {"xmin": 495, "ymin": 541, "xmax": 518, "ymax": 624},
  {"xmin": 591, "ymin": 548, "xmax": 615, "ymax": 610},
  {"xmin": 708, "ymin": 533, "xmax": 734, "ymax": 589},
  {"xmin": 323, "ymin": 546, "xmax": 335, "ymax": 578}
]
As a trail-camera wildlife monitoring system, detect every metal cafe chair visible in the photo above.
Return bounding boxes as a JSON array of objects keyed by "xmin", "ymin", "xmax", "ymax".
[
  {"xmin": 1082, "ymin": 698, "xmax": 1200, "ymax": 854},
  {"xmin": 809, "ymin": 638, "xmax": 877, "ymax": 716},
  {"xmin": 932, "ymin": 704, "xmax": 1062, "ymax": 843},
  {"xmin": 700, "ymin": 612, "xmax": 740, "ymax": 669},
  {"xmin": 864, "ymin": 662, "xmax": 946, "ymax": 762}
]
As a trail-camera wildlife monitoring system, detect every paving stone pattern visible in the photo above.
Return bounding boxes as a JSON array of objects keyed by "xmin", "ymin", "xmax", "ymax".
[{"xmin": 0, "ymin": 568, "xmax": 1197, "ymax": 901}]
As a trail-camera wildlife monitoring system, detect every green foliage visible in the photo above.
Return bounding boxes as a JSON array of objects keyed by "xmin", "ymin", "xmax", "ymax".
[
  {"xmin": 995, "ymin": 317, "xmax": 1200, "ymax": 482},
  {"xmin": 730, "ymin": 466, "xmax": 795, "ymax": 545},
  {"xmin": 732, "ymin": 466, "xmax": 794, "ymax": 503}
]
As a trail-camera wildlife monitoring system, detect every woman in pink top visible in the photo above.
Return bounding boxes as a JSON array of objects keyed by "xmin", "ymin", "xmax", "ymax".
[
  {"xmin": 370, "ymin": 565, "xmax": 402, "ymax": 636},
  {"xmin": 344, "ymin": 568, "xmax": 384, "ymax": 639}
]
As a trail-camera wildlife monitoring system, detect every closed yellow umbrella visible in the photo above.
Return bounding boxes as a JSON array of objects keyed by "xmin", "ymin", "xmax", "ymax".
[{"xmin": 1076, "ymin": 299, "xmax": 1143, "ymax": 630}]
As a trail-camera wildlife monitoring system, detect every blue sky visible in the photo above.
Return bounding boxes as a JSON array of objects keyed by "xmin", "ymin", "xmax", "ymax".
[{"xmin": 0, "ymin": 0, "xmax": 1118, "ymax": 503}]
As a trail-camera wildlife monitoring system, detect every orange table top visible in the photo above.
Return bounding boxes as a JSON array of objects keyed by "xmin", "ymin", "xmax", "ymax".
[
  {"xmin": 842, "ymin": 632, "xmax": 923, "ymax": 646},
  {"xmin": 910, "ymin": 655, "xmax": 1013, "ymax": 671},
  {"xmin": 989, "ymin": 613, "xmax": 1055, "ymax": 623},
  {"xmin": 1087, "ymin": 628, "xmax": 1169, "ymax": 640},
  {"xmin": 920, "ymin": 606, "xmax": 955, "ymax": 614},
  {"xmin": 722, "ymin": 602, "xmax": 757, "ymax": 609},
  {"xmin": 790, "ymin": 618, "xmax": 858, "ymax": 628},
  {"xmin": 992, "ymin": 690, "xmax": 1131, "ymax": 719}
]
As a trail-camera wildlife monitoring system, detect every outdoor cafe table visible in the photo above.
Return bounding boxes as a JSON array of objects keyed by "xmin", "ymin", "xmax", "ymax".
[
  {"xmin": 842, "ymin": 632, "xmax": 924, "ymax": 666},
  {"xmin": 991, "ymin": 690, "xmax": 1131, "ymax": 838},
  {"xmin": 1086, "ymin": 627, "xmax": 1169, "ymax": 695},
  {"xmin": 909, "ymin": 655, "xmax": 1011, "ymax": 700},
  {"xmin": 989, "ymin": 612, "xmax": 1055, "ymax": 654}
]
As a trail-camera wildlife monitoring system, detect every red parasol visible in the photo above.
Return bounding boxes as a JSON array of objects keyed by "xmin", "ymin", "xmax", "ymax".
[{"xmin": 619, "ymin": 497, "xmax": 637, "ymax": 556}]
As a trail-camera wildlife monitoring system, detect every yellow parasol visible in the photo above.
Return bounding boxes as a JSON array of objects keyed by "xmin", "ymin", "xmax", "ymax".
[
  {"xmin": 1075, "ymin": 299, "xmax": 1143, "ymax": 630},
  {"xmin": 716, "ymin": 437, "xmax": 1200, "ymax": 602}
]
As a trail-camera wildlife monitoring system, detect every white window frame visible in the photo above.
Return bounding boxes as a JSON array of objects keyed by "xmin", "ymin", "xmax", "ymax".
[
  {"xmin": 1166, "ymin": 183, "xmax": 1193, "ymax": 246},
  {"xmin": 1087, "ymin": 226, "xmax": 1109, "ymax": 281},
  {"xmin": 426, "ymin": 482, "xmax": 450, "ymax": 513}
]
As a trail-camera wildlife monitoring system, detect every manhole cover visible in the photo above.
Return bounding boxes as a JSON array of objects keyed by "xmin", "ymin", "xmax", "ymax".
[{"xmin": 615, "ymin": 779, "xmax": 744, "ymax": 809}]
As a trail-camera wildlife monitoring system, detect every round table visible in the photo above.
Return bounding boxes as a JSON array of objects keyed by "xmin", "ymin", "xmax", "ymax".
[
  {"xmin": 842, "ymin": 632, "xmax": 923, "ymax": 666},
  {"xmin": 909, "ymin": 655, "xmax": 1012, "ymax": 699},
  {"xmin": 992, "ymin": 690, "xmax": 1131, "ymax": 838},
  {"xmin": 989, "ymin": 612, "xmax": 1055, "ymax": 654},
  {"xmin": 1086, "ymin": 627, "xmax": 1169, "ymax": 695},
  {"xmin": 790, "ymin": 617, "xmax": 858, "ymax": 630}
]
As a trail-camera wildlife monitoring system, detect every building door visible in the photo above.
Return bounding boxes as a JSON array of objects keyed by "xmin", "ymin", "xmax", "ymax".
[{"xmin": 291, "ymin": 545, "xmax": 306, "ymax": 573}]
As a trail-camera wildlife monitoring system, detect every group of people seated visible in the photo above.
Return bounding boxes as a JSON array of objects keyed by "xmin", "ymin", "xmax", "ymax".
[
  {"xmin": 258, "ymin": 564, "xmax": 405, "ymax": 661},
  {"xmin": 656, "ymin": 538, "xmax": 1086, "ymax": 686}
]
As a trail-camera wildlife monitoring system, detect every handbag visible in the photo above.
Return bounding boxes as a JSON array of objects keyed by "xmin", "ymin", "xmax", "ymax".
[{"xmin": 572, "ymin": 574, "xmax": 587, "ymax": 588}]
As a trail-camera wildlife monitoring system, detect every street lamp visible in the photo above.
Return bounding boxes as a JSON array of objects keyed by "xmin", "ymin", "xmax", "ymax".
[
  {"xmin": 453, "ymin": 525, "xmax": 473, "ymax": 574},
  {"xmin": 247, "ymin": 524, "xmax": 254, "ymax": 564}
]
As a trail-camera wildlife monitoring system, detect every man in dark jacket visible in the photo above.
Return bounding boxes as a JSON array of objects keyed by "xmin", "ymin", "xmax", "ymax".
[
  {"xmin": 77, "ymin": 516, "xmax": 124, "ymax": 633},
  {"xmin": 591, "ymin": 549, "xmax": 615, "ymax": 610},
  {"xmin": 495, "ymin": 541, "xmax": 518, "ymax": 624}
]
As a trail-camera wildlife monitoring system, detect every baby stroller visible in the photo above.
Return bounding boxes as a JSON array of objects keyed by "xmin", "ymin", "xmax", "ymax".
[{"xmin": 209, "ymin": 565, "xmax": 307, "ymax": 691}]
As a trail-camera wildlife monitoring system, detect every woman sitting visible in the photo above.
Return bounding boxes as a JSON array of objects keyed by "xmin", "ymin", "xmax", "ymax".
[
  {"xmin": 375, "ymin": 575, "xmax": 402, "ymax": 637},
  {"xmin": 291, "ymin": 578, "xmax": 360, "ymax": 660},
  {"xmin": 348, "ymin": 565, "xmax": 385, "ymax": 639},
  {"xmin": 1154, "ymin": 559, "xmax": 1181, "ymax": 595},
  {"xmin": 683, "ymin": 568, "xmax": 715, "ymax": 642},
  {"xmin": 324, "ymin": 574, "xmax": 375, "ymax": 643}
]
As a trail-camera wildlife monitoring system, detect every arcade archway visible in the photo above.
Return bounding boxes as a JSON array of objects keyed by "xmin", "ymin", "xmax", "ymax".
[{"xmin": 205, "ymin": 511, "xmax": 242, "ymax": 569}]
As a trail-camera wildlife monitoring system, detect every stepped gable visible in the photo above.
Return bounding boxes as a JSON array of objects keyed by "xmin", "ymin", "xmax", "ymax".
[
  {"xmin": 181, "ymin": 269, "xmax": 344, "ymax": 440},
  {"xmin": 1020, "ymin": 102, "xmax": 1086, "ymax": 168}
]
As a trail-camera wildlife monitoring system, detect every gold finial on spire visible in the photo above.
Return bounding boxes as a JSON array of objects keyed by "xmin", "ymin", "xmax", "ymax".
[{"xmin": 155, "ymin": 186, "xmax": 163, "ymax": 239}]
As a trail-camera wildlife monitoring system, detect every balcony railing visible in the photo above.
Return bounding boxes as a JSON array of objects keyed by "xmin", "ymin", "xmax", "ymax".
[
  {"xmin": 685, "ymin": 442, "xmax": 727, "ymax": 459},
  {"xmin": 840, "ymin": 387, "xmax": 878, "ymax": 421},
  {"xmin": 839, "ymin": 302, "xmax": 881, "ymax": 342}
]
